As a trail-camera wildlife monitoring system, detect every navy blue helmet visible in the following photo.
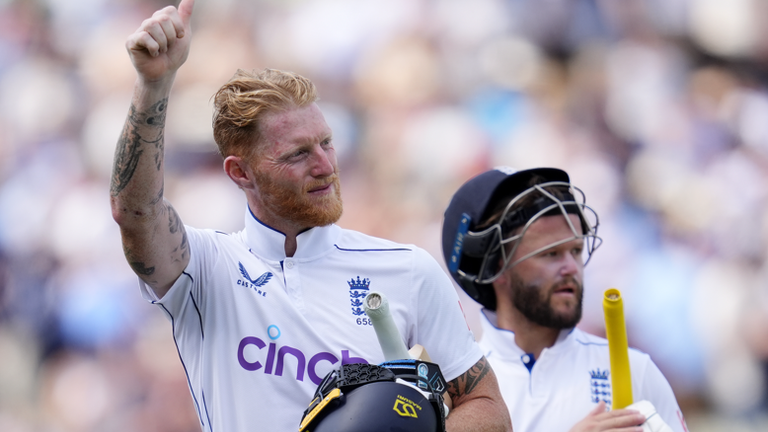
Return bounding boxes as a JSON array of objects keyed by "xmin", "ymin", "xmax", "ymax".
[{"xmin": 441, "ymin": 167, "xmax": 601, "ymax": 310}]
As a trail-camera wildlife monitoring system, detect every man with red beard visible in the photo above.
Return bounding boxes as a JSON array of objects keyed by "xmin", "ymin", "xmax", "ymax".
[
  {"xmin": 441, "ymin": 167, "xmax": 688, "ymax": 432},
  {"xmin": 109, "ymin": 1, "xmax": 511, "ymax": 432}
]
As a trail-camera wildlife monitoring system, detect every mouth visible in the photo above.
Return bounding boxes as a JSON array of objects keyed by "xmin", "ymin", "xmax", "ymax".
[
  {"xmin": 552, "ymin": 283, "xmax": 577, "ymax": 296},
  {"xmin": 307, "ymin": 181, "xmax": 335, "ymax": 195}
]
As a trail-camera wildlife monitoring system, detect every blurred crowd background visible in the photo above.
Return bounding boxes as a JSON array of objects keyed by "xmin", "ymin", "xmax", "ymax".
[{"xmin": 1, "ymin": 0, "xmax": 768, "ymax": 430}]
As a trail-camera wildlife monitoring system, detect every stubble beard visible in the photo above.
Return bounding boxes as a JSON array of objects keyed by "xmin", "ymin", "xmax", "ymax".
[
  {"xmin": 255, "ymin": 172, "xmax": 343, "ymax": 228},
  {"xmin": 510, "ymin": 274, "xmax": 583, "ymax": 329}
]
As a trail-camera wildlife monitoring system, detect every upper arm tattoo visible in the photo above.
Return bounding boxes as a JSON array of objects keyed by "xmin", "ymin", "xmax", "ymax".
[
  {"xmin": 110, "ymin": 99, "xmax": 168, "ymax": 196},
  {"xmin": 129, "ymin": 261, "xmax": 156, "ymax": 276},
  {"xmin": 168, "ymin": 203, "xmax": 184, "ymax": 234},
  {"xmin": 168, "ymin": 204, "xmax": 189, "ymax": 263},
  {"xmin": 123, "ymin": 244, "xmax": 155, "ymax": 277},
  {"xmin": 447, "ymin": 356, "xmax": 491, "ymax": 398}
]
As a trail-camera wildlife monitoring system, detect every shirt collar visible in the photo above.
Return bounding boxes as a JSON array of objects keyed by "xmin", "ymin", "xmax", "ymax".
[
  {"xmin": 480, "ymin": 308, "xmax": 576, "ymax": 359},
  {"xmin": 243, "ymin": 206, "xmax": 341, "ymax": 261},
  {"xmin": 480, "ymin": 309, "xmax": 524, "ymax": 359}
]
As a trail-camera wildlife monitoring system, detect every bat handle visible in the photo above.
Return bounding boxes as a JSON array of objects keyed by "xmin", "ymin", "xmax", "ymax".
[
  {"xmin": 364, "ymin": 292, "xmax": 454, "ymax": 415},
  {"xmin": 364, "ymin": 292, "xmax": 411, "ymax": 361},
  {"xmin": 603, "ymin": 288, "xmax": 633, "ymax": 410}
]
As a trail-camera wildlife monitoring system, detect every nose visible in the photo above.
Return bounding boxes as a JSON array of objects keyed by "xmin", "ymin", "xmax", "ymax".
[
  {"xmin": 559, "ymin": 253, "xmax": 581, "ymax": 277},
  {"xmin": 310, "ymin": 144, "xmax": 336, "ymax": 178}
]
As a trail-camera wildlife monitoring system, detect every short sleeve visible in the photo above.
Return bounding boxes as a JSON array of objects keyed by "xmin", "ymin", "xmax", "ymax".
[{"xmin": 411, "ymin": 247, "xmax": 484, "ymax": 382}]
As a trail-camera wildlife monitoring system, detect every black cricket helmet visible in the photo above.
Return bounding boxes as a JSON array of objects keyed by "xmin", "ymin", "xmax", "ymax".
[
  {"xmin": 299, "ymin": 363, "xmax": 446, "ymax": 432},
  {"xmin": 441, "ymin": 167, "xmax": 601, "ymax": 310}
]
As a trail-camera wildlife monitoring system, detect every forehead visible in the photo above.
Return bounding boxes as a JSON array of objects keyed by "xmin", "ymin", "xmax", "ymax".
[
  {"xmin": 516, "ymin": 213, "xmax": 583, "ymax": 251},
  {"xmin": 259, "ymin": 103, "xmax": 331, "ymax": 147}
]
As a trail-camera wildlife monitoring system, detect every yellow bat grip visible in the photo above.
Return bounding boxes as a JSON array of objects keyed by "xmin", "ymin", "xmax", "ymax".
[{"xmin": 603, "ymin": 288, "xmax": 633, "ymax": 409}]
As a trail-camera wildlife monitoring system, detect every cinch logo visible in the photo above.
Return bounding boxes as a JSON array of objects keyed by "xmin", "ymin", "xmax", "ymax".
[{"xmin": 237, "ymin": 325, "xmax": 369, "ymax": 385}]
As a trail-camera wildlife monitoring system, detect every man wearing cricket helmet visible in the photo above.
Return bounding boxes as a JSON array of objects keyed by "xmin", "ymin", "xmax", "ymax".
[{"xmin": 441, "ymin": 167, "xmax": 688, "ymax": 432}]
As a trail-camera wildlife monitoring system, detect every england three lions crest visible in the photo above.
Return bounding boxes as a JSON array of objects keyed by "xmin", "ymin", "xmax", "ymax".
[
  {"xmin": 589, "ymin": 368, "xmax": 611, "ymax": 405},
  {"xmin": 348, "ymin": 276, "xmax": 370, "ymax": 316}
]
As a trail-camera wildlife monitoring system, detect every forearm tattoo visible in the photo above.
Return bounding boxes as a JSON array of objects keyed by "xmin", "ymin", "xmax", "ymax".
[
  {"xmin": 110, "ymin": 99, "xmax": 168, "ymax": 196},
  {"xmin": 447, "ymin": 356, "xmax": 491, "ymax": 398},
  {"xmin": 150, "ymin": 185, "xmax": 164, "ymax": 206}
]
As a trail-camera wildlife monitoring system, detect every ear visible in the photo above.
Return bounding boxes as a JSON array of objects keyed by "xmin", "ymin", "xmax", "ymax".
[
  {"xmin": 493, "ymin": 270, "xmax": 508, "ymax": 290},
  {"xmin": 491, "ymin": 258, "xmax": 511, "ymax": 294},
  {"xmin": 223, "ymin": 155, "xmax": 255, "ymax": 190}
]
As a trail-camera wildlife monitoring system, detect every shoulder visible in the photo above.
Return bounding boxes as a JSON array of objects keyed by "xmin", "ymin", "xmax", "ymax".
[
  {"xmin": 335, "ymin": 229, "xmax": 443, "ymax": 267},
  {"xmin": 335, "ymin": 228, "xmax": 417, "ymax": 252},
  {"xmin": 570, "ymin": 328, "xmax": 609, "ymax": 347},
  {"xmin": 185, "ymin": 225, "xmax": 249, "ymax": 254},
  {"xmin": 570, "ymin": 328, "xmax": 654, "ymax": 367},
  {"xmin": 333, "ymin": 229, "xmax": 447, "ymax": 282}
]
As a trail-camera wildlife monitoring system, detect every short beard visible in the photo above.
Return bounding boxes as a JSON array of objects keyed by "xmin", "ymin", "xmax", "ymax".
[
  {"xmin": 255, "ymin": 172, "xmax": 343, "ymax": 228},
  {"xmin": 510, "ymin": 274, "xmax": 583, "ymax": 329}
]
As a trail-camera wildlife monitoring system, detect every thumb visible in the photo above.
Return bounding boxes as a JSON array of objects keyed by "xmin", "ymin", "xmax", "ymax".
[{"xmin": 178, "ymin": 0, "xmax": 195, "ymax": 26}]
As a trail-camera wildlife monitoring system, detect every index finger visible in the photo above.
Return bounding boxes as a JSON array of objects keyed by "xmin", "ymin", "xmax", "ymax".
[
  {"xmin": 599, "ymin": 409, "xmax": 645, "ymax": 428},
  {"xmin": 607, "ymin": 408, "xmax": 640, "ymax": 416}
]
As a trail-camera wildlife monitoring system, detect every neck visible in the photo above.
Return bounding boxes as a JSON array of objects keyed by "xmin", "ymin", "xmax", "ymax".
[
  {"xmin": 247, "ymin": 202, "xmax": 306, "ymax": 258},
  {"xmin": 283, "ymin": 235, "xmax": 297, "ymax": 257},
  {"xmin": 495, "ymin": 304, "xmax": 561, "ymax": 359},
  {"xmin": 270, "ymin": 223, "xmax": 302, "ymax": 258}
]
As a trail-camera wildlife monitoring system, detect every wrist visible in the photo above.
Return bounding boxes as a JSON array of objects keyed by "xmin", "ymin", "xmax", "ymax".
[{"xmin": 132, "ymin": 75, "xmax": 176, "ymax": 105}]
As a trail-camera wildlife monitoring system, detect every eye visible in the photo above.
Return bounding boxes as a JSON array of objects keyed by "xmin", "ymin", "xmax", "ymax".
[
  {"xmin": 542, "ymin": 250, "xmax": 559, "ymax": 258},
  {"xmin": 321, "ymin": 138, "xmax": 333, "ymax": 148},
  {"xmin": 286, "ymin": 148, "xmax": 308, "ymax": 160}
]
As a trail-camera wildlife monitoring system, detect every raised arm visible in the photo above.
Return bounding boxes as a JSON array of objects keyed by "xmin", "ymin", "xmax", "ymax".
[
  {"xmin": 110, "ymin": 0, "xmax": 195, "ymax": 298},
  {"xmin": 445, "ymin": 356, "xmax": 513, "ymax": 432}
]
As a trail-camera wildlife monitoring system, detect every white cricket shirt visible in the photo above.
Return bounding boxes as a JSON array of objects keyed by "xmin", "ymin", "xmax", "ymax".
[
  {"xmin": 479, "ymin": 310, "xmax": 689, "ymax": 432},
  {"xmin": 139, "ymin": 208, "xmax": 482, "ymax": 432}
]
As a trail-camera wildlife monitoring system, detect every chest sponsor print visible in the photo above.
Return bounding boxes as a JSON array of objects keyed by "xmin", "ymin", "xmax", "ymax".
[{"xmin": 237, "ymin": 324, "xmax": 370, "ymax": 385}]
